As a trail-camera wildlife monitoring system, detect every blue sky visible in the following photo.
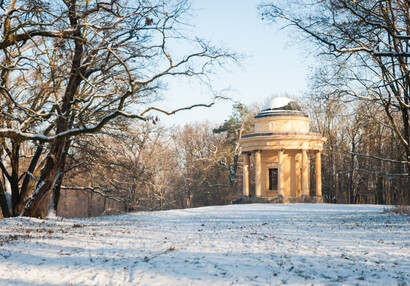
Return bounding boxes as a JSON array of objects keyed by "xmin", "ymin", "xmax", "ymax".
[{"xmin": 157, "ymin": 0, "xmax": 311, "ymax": 126}]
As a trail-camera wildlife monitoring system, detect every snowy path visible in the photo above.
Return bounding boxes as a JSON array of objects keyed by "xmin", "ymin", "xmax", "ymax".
[{"xmin": 0, "ymin": 204, "xmax": 409, "ymax": 285}]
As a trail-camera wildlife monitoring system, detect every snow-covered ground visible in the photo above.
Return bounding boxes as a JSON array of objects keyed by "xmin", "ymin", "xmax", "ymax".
[{"xmin": 0, "ymin": 204, "xmax": 409, "ymax": 286}]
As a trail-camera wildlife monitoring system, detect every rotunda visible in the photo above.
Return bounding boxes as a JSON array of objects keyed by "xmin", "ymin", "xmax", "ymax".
[{"xmin": 239, "ymin": 97, "xmax": 326, "ymax": 202}]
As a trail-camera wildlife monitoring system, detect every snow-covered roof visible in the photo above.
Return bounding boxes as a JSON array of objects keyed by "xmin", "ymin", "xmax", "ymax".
[
  {"xmin": 261, "ymin": 97, "xmax": 302, "ymax": 112},
  {"xmin": 256, "ymin": 97, "xmax": 306, "ymax": 118}
]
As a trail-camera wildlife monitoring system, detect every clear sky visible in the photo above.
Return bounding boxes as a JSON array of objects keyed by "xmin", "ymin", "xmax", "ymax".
[{"xmin": 156, "ymin": 0, "xmax": 311, "ymax": 126}]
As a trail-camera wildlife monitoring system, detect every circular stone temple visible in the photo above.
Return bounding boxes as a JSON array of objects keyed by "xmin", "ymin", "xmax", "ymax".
[{"xmin": 238, "ymin": 97, "xmax": 327, "ymax": 203}]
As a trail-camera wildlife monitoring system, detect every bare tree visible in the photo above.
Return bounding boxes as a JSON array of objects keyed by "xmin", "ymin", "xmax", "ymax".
[
  {"xmin": 259, "ymin": 0, "xmax": 410, "ymax": 177},
  {"xmin": 173, "ymin": 122, "xmax": 232, "ymax": 208},
  {"xmin": 305, "ymin": 93, "xmax": 409, "ymax": 204},
  {"xmin": 0, "ymin": 0, "xmax": 233, "ymax": 218},
  {"xmin": 57, "ymin": 120, "xmax": 176, "ymax": 215}
]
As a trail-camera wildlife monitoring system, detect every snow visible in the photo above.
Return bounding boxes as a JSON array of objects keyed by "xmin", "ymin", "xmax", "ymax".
[
  {"xmin": 0, "ymin": 204, "xmax": 409, "ymax": 285},
  {"xmin": 261, "ymin": 97, "xmax": 293, "ymax": 111}
]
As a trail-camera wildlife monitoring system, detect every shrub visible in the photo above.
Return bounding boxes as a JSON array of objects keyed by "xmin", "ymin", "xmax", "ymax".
[{"xmin": 383, "ymin": 205, "xmax": 410, "ymax": 215}]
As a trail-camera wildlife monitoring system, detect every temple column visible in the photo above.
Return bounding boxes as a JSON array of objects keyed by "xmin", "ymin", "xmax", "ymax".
[
  {"xmin": 255, "ymin": 150, "xmax": 262, "ymax": 197},
  {"xmin": 301, "ymin": 149, "xmax": 309, "ymax": 197},
  {"xmin": 242, "ymin": 152, "xmax": 250, "ymax": 197},
  {"xmin": 278, "ymin": 149, "xmax": 284, "ymax": 197},
  {"xmin": 315, "ymin": 151, "xmax": 322, "ymax": 197}
]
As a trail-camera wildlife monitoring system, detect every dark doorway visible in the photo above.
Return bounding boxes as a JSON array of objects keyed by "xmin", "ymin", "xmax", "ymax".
[{"xmin": 269, "ymin": 168, "xmax": 278, "ymax": 191}]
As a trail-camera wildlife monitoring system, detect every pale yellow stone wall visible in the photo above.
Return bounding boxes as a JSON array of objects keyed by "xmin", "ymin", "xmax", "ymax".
[
  {"xmin": 254, "ymin": 116, "xmax": 310, "ymax": 133},
  {"xmin": 240, "ymin": 135, "xmax": 325, "ymax": 153}
]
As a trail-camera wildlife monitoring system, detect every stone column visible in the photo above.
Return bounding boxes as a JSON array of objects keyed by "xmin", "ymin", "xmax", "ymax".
[
  {"xmin": 301, "ymin": 149, "xmax": 309, "ymax": 197},
  {"xmin": 278, "ymin": 149, "xmax": 284, "ymax": 197},
  {"xmin": 315, "ymin": 151, "xmax": 322, "ymax": 197},
  {"xmin": 242, "ymin": 152, "xmax": 250, "ymax": 197},
  {"xmin": 255, "ymin": 150, "xmax": 262, "ymax": 197}
]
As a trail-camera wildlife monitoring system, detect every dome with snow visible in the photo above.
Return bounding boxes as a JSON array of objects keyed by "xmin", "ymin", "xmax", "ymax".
[{"xmin": 256, "ymin": 97, "xmax": 306, "ymax": 118}]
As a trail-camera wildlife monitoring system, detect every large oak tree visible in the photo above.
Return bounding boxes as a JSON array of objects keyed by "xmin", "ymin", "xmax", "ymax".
[{"xmin": 0, "ymin": 0, "xmax": 232, "ymax": 217}]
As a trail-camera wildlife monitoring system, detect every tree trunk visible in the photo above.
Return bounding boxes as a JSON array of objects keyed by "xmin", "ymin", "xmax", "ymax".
[
  {"xmin": 331, "ymin": 146, "xmax": 337, "ymax": 203},
  {"xmin": 229, "ymin": 153, "xmax": 239, "ymax": 186},
  {"xmin": 14, "ymin": 145, "xmax": 44, "ymax": 215},
  {"xmin": 52, "ymin": 139, "xmax": 71, "ymax": 213},
  {"xmin": 10, "ymin": 142, "xmax": 20, "ymax": 216},
  {"xmin": 228, "ymin": 129, "xmax": 244, "ymax": 198},
  {"xmin": 349, "ymin": 141, "xmax": 355, "ymax": 204},
  {"xmin": 400, "ymin": 105, "xmax": 410, "ymax": 176},
  {"xmin": 0, "ymin": 182, "xmax": 10, "ymax": 217},
  {"xmin": 88, "ymin": 191, "xmax": 93, "ymax": 217},
  {"xmin": 52, "ymin": 175, "xmax": 62, "ymax": 214},
  {"xmin": 376, "ymin": 127, "xmax": 384, "ymax": 205},
  {"xmin": 376, "ymin": 176, "xmax": 384, "ymax": 205},
  {"xmin": 186, "ymin": 188, "xmax": 192, "ymax": 208},
  {"xmin": 22, "ymin": 139, "xmax": 66, "ymax": 218}
]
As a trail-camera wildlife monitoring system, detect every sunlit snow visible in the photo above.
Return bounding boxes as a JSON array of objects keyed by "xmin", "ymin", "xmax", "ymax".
[
  {"xmin": 261, "ymin": 97, "xmax": 293, "ymax": 111},
  {"xmin": 0, "ymin": 204, "xmax": 409, "ymax": 285}
]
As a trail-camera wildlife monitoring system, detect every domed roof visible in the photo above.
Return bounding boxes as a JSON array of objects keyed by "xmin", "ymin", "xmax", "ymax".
[
  {"xmin": 262, "ymin": 97, "xmax": 302, "ymax": 112},
  {"xmin": 255, "ymin": 97, "xmax": 307, "ymax": 118}
]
